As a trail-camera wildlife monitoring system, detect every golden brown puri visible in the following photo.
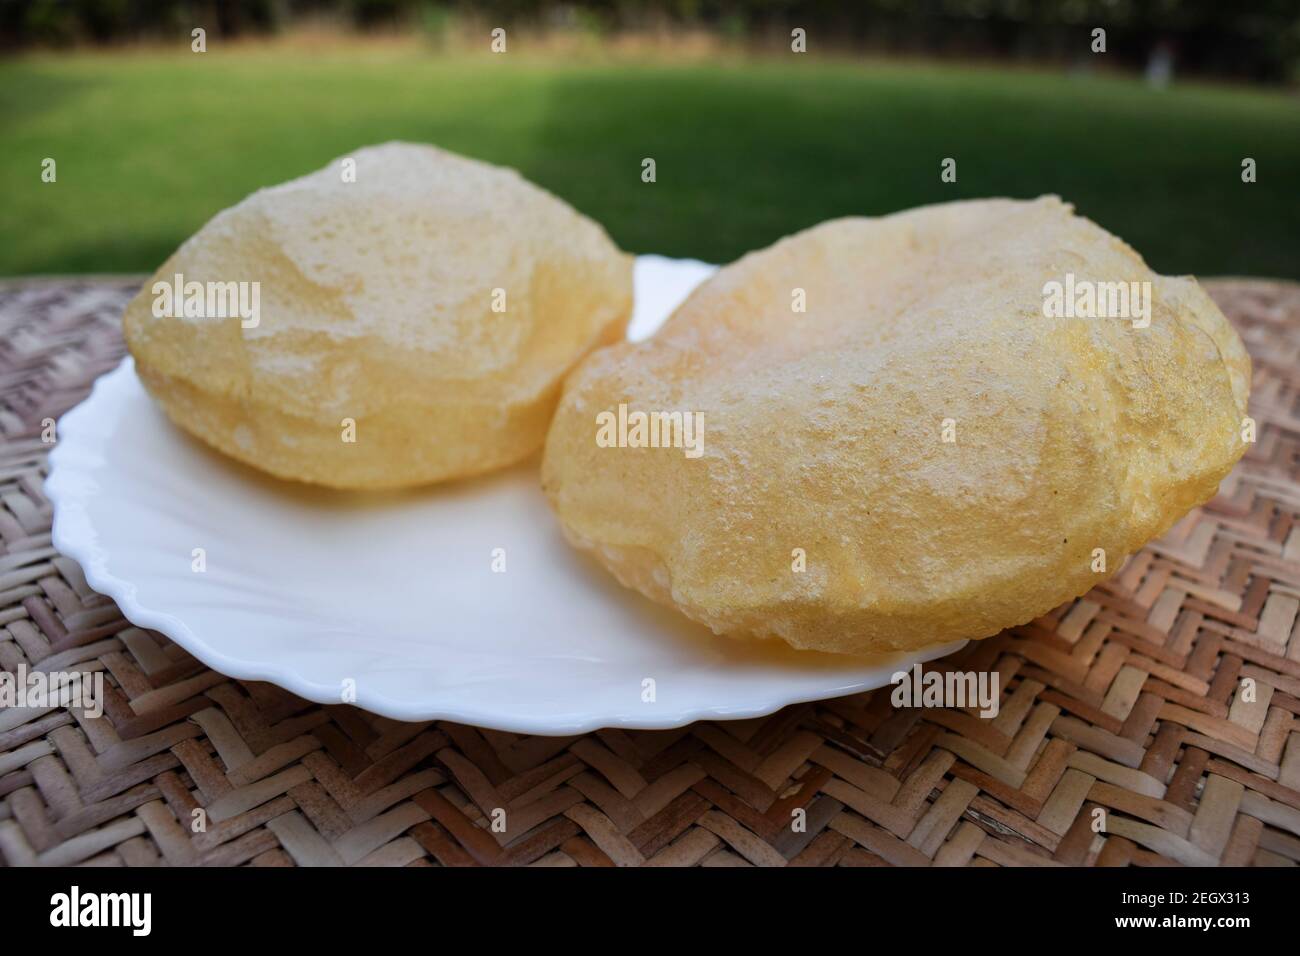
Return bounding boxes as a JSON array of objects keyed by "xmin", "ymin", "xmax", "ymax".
[
  {"xmin": 542, "ymin": 196, "xmax": 1251, "ymax": 657},
  {"xmin": 124, "ymin": 142, "xmax": 632, "ymax": 489}
]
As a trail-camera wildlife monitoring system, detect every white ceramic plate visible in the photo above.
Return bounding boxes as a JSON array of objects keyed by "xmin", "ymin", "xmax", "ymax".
[{"xmin": 46, "ymin": 256, "xmax": 965, "ymax": 734}]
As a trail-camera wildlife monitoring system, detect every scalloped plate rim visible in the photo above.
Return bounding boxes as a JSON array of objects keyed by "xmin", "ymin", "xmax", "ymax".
[{"xmin": 44, "ymin": 258, "xmax": 967, "ymax": 734}]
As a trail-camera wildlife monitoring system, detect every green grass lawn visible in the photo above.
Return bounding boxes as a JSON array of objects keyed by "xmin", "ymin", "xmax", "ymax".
[{"xmin": 2, "ymin": 46, "xmax": 1298, "ymax": 278}]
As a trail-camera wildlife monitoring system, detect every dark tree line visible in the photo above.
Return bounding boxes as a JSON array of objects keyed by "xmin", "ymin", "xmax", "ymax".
[{"xmin": 3, "ymin": 1, "xmax": 1297, "ymax": 82}]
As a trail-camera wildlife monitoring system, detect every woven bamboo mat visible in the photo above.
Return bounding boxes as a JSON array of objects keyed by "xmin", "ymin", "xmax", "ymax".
[{"xmin": 2, "ymin": 277, "xmax": 1300, "ymax": 868}]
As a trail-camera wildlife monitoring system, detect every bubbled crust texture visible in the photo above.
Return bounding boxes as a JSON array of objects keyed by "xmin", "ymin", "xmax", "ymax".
[
  {"xmin": 123, "ymin": 142, "xmax": 632, "ymax": 489},
  {"xmin": 542, "ymin": 197, "xmax": 1251, "ymax": 657}
]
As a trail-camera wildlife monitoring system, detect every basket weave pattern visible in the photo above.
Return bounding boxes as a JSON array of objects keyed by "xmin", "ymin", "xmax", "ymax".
[{"xmin": 1, "ymin": 277, "xmax": 1299, "ymax": 867}]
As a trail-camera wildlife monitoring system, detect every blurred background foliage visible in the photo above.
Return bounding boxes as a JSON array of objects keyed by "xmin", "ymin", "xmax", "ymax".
[{"xmin": 4, "ymin": 1, "xmax": 1300, "ymax": 82}]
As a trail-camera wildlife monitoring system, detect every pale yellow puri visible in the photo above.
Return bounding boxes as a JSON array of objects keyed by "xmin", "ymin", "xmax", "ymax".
[
  {"xmin": 542, "ymin": 196, "xmax": 1251, "ymax": 657},
  {"xmin": 124, "ymin": 142, "xmax": 633, "ymax": 489}
]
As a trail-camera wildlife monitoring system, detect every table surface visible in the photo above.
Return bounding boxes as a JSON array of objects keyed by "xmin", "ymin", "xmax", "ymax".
[{"xmin": 1, "ymin": 276, "xmax": 1299, "ymax": 867}]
